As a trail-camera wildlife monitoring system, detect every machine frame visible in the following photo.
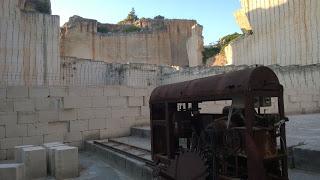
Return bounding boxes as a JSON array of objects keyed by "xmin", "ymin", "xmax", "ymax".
[{"xmin": 149, "ymin": 66, "xmax": 288, "ymax": 180}]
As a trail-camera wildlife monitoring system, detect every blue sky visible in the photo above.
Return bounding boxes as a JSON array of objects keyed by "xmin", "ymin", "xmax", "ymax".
[{"xmin": 51, "ymin": 0, "xmax": 241, "ymax": 45}]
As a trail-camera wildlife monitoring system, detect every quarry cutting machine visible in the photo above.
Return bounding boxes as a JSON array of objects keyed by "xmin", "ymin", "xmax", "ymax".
[{"xmin": 149, "ymin": 66, "xmax": 289, "ymax": 180}]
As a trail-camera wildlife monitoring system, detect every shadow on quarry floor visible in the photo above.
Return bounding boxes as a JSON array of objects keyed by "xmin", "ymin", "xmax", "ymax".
[
  {"xmin": 75, "ymin": 151, "xmax": 132, "ymax": 180},
  {"xmin": 45, "ymin": 151, "xmax": 132, "ymax": 180}
]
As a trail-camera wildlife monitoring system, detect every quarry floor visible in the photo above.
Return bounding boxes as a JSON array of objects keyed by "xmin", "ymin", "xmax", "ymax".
[
  {"xmin": 286, "ymin": 113, "xmax": 320, "ymax": 149},
  {"xmin": 62, "ymin": 151, "xmax": 317, "ymax": 180},
  {"xmin": 45, "ymin": 151, "xmax": 132, "ymax": 180},
  {"xmin": 17, "ymin": 113, "xmax": 320, "ymax": 180}
]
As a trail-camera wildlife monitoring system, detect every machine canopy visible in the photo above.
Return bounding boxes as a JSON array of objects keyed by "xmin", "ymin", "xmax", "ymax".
[{"xmin": 150, "ymin": 66, "xmax": 282, "ymax": 103}]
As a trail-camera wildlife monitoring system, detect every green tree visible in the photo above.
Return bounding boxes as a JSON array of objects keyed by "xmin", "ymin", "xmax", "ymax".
[{"xmin": 118, "ymin": 8, "xmax": 139, "ymax": 24}]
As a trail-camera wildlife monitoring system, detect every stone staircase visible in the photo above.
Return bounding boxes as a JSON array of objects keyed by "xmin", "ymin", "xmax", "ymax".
[
  {"xmin": 85, "ymin": 125, "xmax": 153, "ymax": 180},
  {"xmin": 131, "ymin": 126, "xmax": 151, "ymax": 139}
]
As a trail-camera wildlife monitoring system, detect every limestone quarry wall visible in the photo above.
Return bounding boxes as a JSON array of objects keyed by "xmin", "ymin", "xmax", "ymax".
[
  {"xmin": 60, "ymin": 57, "xmax": 162, "ymax": 87},
  {"xmin": 0, "ymin": 85, "xmax": 151, "ymax": 160},
  {"xmin": 228, "ymin": 0, "xmax": 320, "ymax": 66},
  {"xmin": 0, "ymin": 0, "xmax": 60, "ymax": 86},
  {"xmin": 60, "ymin": 17, "xmax": 203, "ymax": 67},
  {"xmin": 60, "ymin": 57, "xmax": 320, "ymax": 115},
  {"xmin": 61, "ymin": 30, "xmax": 172, "ymax": 66}
]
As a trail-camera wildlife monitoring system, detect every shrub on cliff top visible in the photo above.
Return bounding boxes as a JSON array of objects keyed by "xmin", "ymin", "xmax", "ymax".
[
  {"xmin": 202, "ymin": 32, "xmax": 242, "ymax": 64},
  {"xmin": 154, "ymin": 15, "xmax": 165, "ymax": 20},
  {"xmin": 97, "ymin": 26, "xmax": 109, "ymax": 33},
  {"xmin": 123, "ymin": 25, "xmax": 141, "ymax": 33},
  {"xmin": 24, "ymin": 0, "xmax": 51, "ymax": 14}
]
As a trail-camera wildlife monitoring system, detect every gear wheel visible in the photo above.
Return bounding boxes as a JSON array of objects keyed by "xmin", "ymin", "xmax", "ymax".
[{"xmin": 165, "ymin": 150, "xmax": 209, "ymax": 180}]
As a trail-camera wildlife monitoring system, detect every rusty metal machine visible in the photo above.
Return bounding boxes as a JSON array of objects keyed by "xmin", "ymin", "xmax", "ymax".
[{"xmin": 149, "ymin": 66, "xmax": 289, "ymax": 180}]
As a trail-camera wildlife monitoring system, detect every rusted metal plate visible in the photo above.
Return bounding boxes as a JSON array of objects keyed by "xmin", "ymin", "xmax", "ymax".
[{"xmin": 150, "ymin": 66, "xmax": 281, "ymax": 103}]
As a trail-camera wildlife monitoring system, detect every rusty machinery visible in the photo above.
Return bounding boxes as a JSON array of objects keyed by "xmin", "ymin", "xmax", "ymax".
[{"xmin": 149, "ymin": 66, "xmax": 289, "ymax": 180}]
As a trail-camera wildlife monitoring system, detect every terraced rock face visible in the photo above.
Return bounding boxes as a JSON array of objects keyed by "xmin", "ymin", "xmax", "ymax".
[
  {"xmin": 60, "ymin": 15, "xmax": 204, "ymax": 67},
  {"xmin": 24, "ymin": 0, "xmax": 51, "ymax": 14}
]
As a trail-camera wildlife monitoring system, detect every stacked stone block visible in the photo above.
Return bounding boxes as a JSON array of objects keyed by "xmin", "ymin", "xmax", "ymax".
[
  {"xmin": 0, "ymin": 163, "xmax": 25, "ymax": 180},
  {"xmin": 43, "ymin": 142, "xmax": 65, "ymax": 175},
  {"xmin": 4, "ymin": 143, "xmax": 79, "ymax": 179},
  {"xmin": 48, "ymin": 146, "xmax": 79, "ymax": 179},
  {"xmin": 14, "ymin": 145, "xmax": 34, "ymax": 163},
  {"xmin": 21, "ymin": 146, "xmax": 47, "ymax": 179},
  {"xmin": 0, "ymin": 86, "xmax": 152, "ymax": 160}
]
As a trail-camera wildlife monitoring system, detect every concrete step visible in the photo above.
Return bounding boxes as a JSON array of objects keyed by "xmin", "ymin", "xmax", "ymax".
[
  {"xmin": 84, "ymin": 126, "xmax": 152, "ymax": 180},
  {"xmin": 286, "ymin": 114, "xmax": 320, "ymax": 173},
  {"xmin": 85, "ymin": 139, "xmax": 153, "ymax": 180},
  {"xmin": 110, "ymin": 136, "xmax": 151, "ymax": 151},
  {"xmin": 131, "ymin": 126, "xmax": 151, "ymax": 138},
  {"xmin": 289, "ymin": 145, "xmax": 320, "ymax": 173}
]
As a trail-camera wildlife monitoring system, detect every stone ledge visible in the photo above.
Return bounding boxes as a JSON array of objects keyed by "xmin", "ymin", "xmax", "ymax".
[
  {"xmin": 291, "ymin": 145, "xmax": 320, "ymax": 173},
  {"xmin": 84, "ymin": 141, "xmax": 152, "ymax": 180}
]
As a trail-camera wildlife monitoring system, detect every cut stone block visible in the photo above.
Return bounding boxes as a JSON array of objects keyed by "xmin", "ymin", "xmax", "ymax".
[
  {"xmin": 42, "ymin": 142, "xmax": 64, "ymax": 174},
  {"xmin": 13, "ymin": 99, "xmax": 35, "ymax": 112},
  {"xmin": 120, "ymin": 86, "xmax": 134, "ymax": 96},
  {"xmin": 82, "ymin": 130, "xmax": 100, "ymax": 141},
  {"xmin": 43, "ymin": 142, "xmax": 64, "ymax": 149},
  {"xmin": 0, "ymin": 163, "xmax": 25, "ymax": 180},
  {"xmin": 0, "ymin": 88, "xmax": 6, "ymax": 98},
  {"xmin": 29, "ymin": 87, "xmax": 49, "ymax": 98},
  {"xmin": 70, "ymin": 120, "xmax": 89, "ymax": 132},
  {"xmin": 0, "ymin": 126, "xmax": 5, "ymax": 138},
  {"xmin": 7, "ymin": 87, "xmax": 28, "ymax": 99},
  {"xmin": 103, "ymin": 86, "xmax": 119, "ymax": 96},
  {"xmin": 22, "ymin": 136, "xmax": 43, "ymax": 145},
  {"xmin": 49, "ymin": 87, "xmax": 67, "ymax": 97},
  {"xmin": 109, "ymin": 97, "xmax": 127, "ymax": 107},
  {"xmin": 87, "ymin": 87, "xmax": 103, "ymax": 97},
  {"xmin": 0, "ymin": 137, "xmax": 23, "ymax": 149},
  {"xmin": 49, "ymin": 146, "xmax": 79, "ymax": 179},
  {"xmin": 14, "ymin": 145, "xmax": 34, "ymax": 163},
  {"xmin": 134, "ymin": 88, "xmax": 147, "ymax": 97},
  {"xmin": 0, "ymin": 150, "xmax": 6, "ymax": 160},
  {"xmin": 5, "ymin": 124, "xmax": 28, "ymax": 138},
  {"xmin": 21, "ymin": 146, "xmax": 47, "ymax": 180},
  {"xmin": 44, "ymin": 133, "xmax": 64, "ymax": 143},
  {"xmin": 128, "ymin": 96, "xmax": 144, "ymax": 107}
]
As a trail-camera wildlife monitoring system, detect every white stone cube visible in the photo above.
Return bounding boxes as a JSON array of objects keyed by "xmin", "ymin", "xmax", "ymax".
[
  {"xmin": 14, "ymin": 145, "xmax": 33, "ymax": 163},
  {"xmin": 0, "ymin": 163, "xmax": 25, "ymax": 180},
  {"xmin": 43, "ymin": 142, "xmax": 64, "ymax": 174},
  {"xmin": 21, "ymin": 146, "xmax": 47, "ymax": 180},
  {"xmin": 51, "ymin": 146, "xmax": 79, "ymax": 179}
]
